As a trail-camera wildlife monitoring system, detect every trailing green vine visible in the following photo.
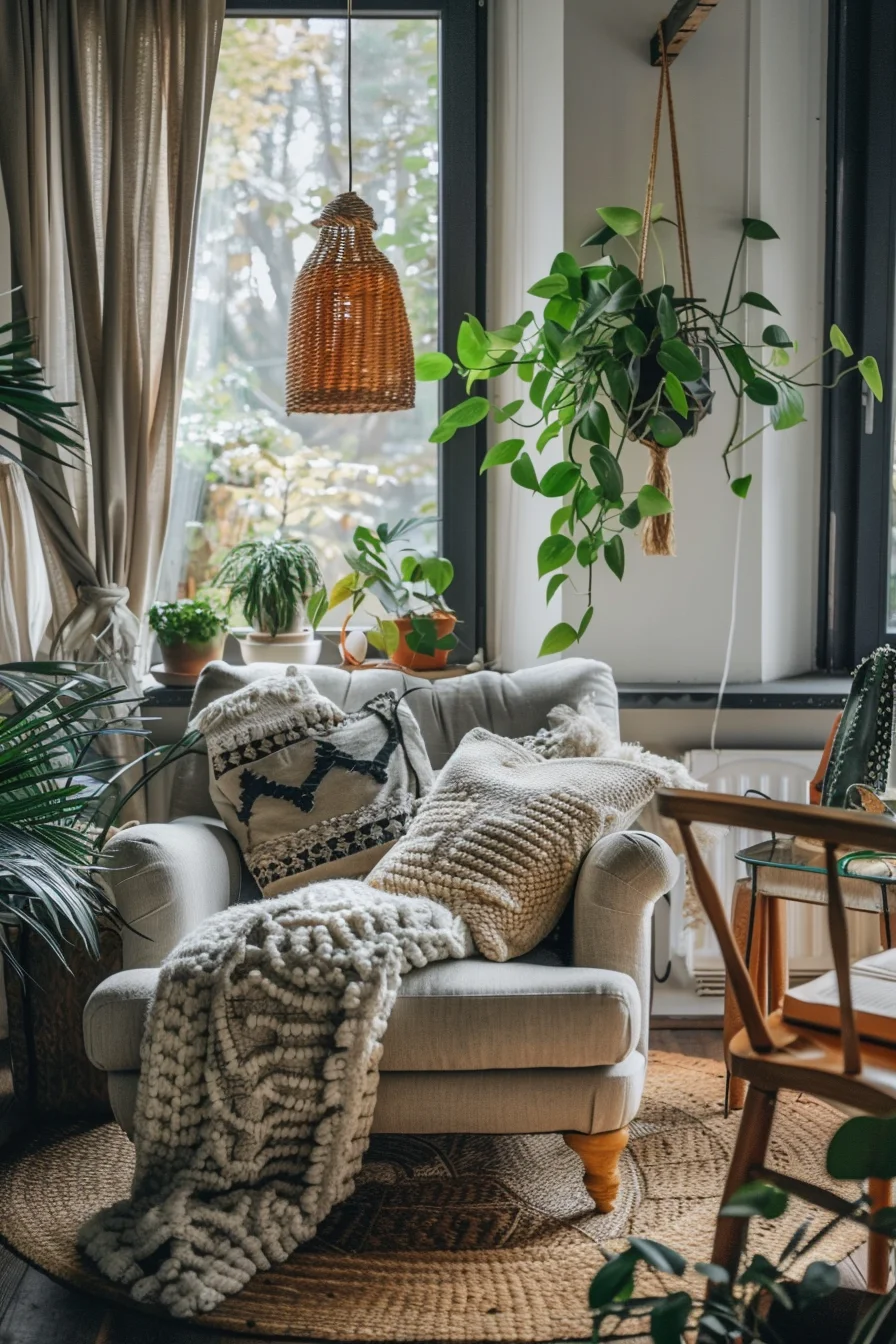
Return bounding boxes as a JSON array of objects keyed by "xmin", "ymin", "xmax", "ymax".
[{"xmin": 416, "ymin": 207, "xmax": 881, "ymax": 656}]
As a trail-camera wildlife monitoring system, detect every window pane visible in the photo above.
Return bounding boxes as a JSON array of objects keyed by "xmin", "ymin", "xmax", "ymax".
[{"xmin": 158, "ymin": 16, "xmax": 440, "ymax": 605}]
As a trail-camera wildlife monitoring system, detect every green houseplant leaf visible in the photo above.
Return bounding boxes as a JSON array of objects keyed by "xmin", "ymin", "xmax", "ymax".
[
  {"xmin": 741, "ymin": 291, "xmax": 780, "ymax": 314},
  {"xmin": 860, "ymin": 355, "xmax": 884, "ymax": 402},
  {"xmin": 538, "ymin": 622, "xmax": 579, "ymax": 657},
  {"xmin": 480, "ymin": 438, "xmax": 524, "ymax": 472},
  {"xmin": 745, "ymin": 377, "xmax": 779, "ymax": 407},
  {"xmin": 596, "ymin": 206, "xmax": 643, "ymax": 237},
  {"xmin": 647, "ymin": 413, "xmax": 682, "ymax": 448},
  {"xmin": 637, "ymin": 484, "xmax": 672, "ymax": 516},
  {"xmin": 539, "ymin": 461, "xmax": 580, "ymax": 497},
  {"xmin": 742, "ymin": 217, "xmax": 780, "ymax": 240},
  {"xmin": 664, "ymin": 371, "xmax": 689, "ymax": 417},
  {"xmin": 414, "ymin": 351, "xmax": 453, "ymax": 381},
  {"xmin": 604, "ymin": 534, "xmax": 625, "ymax": 580},
  {"xmin": 769, "ymin": 381, "xmax": 805, "ymax": 430},
  {"xmin": 720, "ymin": 1181, "xmax": 788, "ymax": 1219},
  {"xmin": 830, "ymin": 323, "xmax": 853, "ymax": 357},
  {"xmin": 527, "ymin": 274, "xmax": 569, "ymax": 299},
  {"xmin": 510, "ymin": 452, "xmax": 539, "ymax": 491},
  {"xmin": 537, "ymin": 534, "xmax": 575, "ymax": 577},
  {"xmin": 762, "ymin": 324, "xmax": 792, "ymax": 348},
  {"xmin": 827, "ymin": 1115, "xmax": 896, "ymax": 1181},
  {"xmin": 656, "ymin": 338, "xmax": 704, "ymax": 383}
]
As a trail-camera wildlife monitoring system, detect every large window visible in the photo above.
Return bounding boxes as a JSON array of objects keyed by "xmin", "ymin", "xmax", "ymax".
[
  {"xmin": 159, "ymin": 2, "xmax": 485, "ymax": 654},
  {"xmin": 820, "ymin": 0, "xmax": 896, "ymax": 668}
]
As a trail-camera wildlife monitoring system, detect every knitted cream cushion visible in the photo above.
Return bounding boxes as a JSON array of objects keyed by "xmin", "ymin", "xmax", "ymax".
[
  {"xmin": 193, "ymin": 669, "xmax": 432, "ymax": 896},
  {"xmin": 367, "ymin": 727, "xmax": 666, "ymax": 960}
]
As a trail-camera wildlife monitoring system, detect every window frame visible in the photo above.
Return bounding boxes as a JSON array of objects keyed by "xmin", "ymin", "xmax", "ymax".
[
  {"xmin": 220, "ymin": 0, "xmax": 488, "ymax": 660},
  {"xmin": 819, "ymin": 0, "xmax": 896, "ymax": 669}
]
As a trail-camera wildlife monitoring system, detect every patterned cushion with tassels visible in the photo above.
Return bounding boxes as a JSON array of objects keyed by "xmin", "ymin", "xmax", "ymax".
[{"xmin": 192, "ymin": 668, "xmax": 433, "ymax": 897}]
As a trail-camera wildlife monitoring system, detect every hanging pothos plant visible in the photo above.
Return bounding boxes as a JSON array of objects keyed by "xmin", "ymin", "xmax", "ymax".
[{"xmin": 415, "ymin": 207, "xmax": 882, "ymax": 657}]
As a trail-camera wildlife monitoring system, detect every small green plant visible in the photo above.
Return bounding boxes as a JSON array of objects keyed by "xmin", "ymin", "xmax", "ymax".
[
  {"xmin": 328, "ymin": 517, "xmax": 457, "ymax": 660},
  {"xmin": 589, "ymin": 1112, "xmax": 896, "ymax": 1343},
  {"xmin": 416, "ymin": 209, "xmax": 882, "ymax": 657},
  {"xmin": 148, "ymin": 598, "xmax": 227, "ymax": 647},
  {"xmin": 214, "ymin": 538, "xmax": 326, "ymax": 636}
]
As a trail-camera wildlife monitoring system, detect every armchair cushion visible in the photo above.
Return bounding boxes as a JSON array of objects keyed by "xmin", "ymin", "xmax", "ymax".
[
  {"xmin": 192, "ymin": 670, "xmax": 431, "ymax": 896},
  {"xmin": 84, "ymin": 954, "xmax": 640, "ymax": 1076},
  {"xmin": 368, "ymin": 728, "xmax": 665, "ymax": 961}
]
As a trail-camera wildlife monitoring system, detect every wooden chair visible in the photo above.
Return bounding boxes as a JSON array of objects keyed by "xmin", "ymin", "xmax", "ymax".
[
  {"xmin": 723, "ymin": 712, "xmax": 890, "ymax": 1114},
  {"xmin": 656, "ymin": 787, "xmax": 896, "ymax": 1292}
]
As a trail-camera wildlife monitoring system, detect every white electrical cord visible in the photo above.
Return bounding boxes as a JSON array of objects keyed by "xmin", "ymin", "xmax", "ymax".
[{"xmin": 710, "ymin": 496, "xmax": 744, "ymax": 754}]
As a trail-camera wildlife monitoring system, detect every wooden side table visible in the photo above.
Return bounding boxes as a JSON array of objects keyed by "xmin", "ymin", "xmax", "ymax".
[{"xmin": 724, "ymin": 838, "xmax": 895, "ymax": 1112}]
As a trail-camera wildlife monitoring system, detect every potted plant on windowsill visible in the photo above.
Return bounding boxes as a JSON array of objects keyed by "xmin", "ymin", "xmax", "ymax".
[
  {"xmin": 215, "ymin": 537, "xmax": 328, "ymax": 666},
  {"xmin": 148, "ymin": 598, "xmax": 228, "ymax": 681},
  {"xmin": 328, "ymin": 517, "xmax": 458, "ymax": 672}
]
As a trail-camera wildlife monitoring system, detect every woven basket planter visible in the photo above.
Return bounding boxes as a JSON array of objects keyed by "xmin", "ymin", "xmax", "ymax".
[{"xmin": 285, "ymin": 191, "xmax": 415, "ymax": 415}]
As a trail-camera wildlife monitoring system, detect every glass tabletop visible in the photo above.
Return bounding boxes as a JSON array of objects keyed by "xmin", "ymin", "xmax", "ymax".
[{"xmin": 736, "ymin": 837, "xmax": 896, "ymax": 884}]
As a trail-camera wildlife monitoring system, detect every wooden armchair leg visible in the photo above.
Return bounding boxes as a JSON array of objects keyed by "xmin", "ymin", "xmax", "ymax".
[{"xmin": 564, "ymin": 1127, "xmax": 629, "ymax": 1212}]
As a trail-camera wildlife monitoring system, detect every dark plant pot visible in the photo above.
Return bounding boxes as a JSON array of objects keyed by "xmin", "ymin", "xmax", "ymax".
[
  {"xmin": 626, "ymin": 344, "xmax": 714, "ymax": 443},
  {"xmin": 391, "ymin": 613, "xmax": 457, "ymax": 671},
  {"xmin": 764, "ymin": 1285, "xmax": 881, "ymax": 1343},
  {"xmin": 159, "ymin": 631, "xmax": 226, "ymax": 678}
]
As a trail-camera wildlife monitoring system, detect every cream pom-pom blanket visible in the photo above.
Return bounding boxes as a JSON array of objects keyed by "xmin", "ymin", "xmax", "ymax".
[{"xmin": 79, "ymin": 882, "xmax": 470, "ymax": 1317}]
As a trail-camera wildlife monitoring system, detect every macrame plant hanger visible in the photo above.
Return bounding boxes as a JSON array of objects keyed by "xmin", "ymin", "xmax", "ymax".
[
  {"xmin": 285, "ymin": 0, "xmax": 415, "ymax": 414},
  {"xmin": 637, "ymin": 26, "xmax": 695, "ymax": 557}
]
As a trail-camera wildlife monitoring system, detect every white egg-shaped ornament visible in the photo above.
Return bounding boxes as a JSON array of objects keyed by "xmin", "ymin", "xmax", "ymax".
[{"xmin": 342, "ymin": 627, "xmax": 368, "ymax": 668}]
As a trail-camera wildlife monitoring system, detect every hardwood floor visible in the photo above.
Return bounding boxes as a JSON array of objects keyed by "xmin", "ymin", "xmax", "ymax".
[{"xmin": 0, "ymin": 1029, "xmax": 874, "ymax": 1342}]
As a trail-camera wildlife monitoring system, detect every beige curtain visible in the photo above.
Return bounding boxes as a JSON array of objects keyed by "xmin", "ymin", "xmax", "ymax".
[
  {"xmin": 0, "ymin": 0, "xmax": 224, "ymax": 689},
  {"xmin": 0, "ymin": 462, "xmax": 53, "ymax": 661}
]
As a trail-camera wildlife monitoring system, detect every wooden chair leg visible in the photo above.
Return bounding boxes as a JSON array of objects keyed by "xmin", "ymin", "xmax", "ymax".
[
  {"xmin": 726, "ymin": 883, "xmax": 766, "ymax": 1112},
  {"xmin": 711, "ymin": 1086, "xmax": 777, "ymax": 1282},
  {"xmin": 868, "ymin": 1178, "xmax": 892, "ymax": 1292},
  {"xmin": 564, "ymin": 1127, "xmax": 629, "ymax": 1213},
  {"xmin": 768, "ymin": 897, "xmax": 788, "ymax": 1013}
]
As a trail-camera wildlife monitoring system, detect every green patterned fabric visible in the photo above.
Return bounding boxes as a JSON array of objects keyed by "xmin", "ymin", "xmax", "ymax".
[{"xmin": 822, "ymin": 647, "xmax": 896, "ymax": 808}]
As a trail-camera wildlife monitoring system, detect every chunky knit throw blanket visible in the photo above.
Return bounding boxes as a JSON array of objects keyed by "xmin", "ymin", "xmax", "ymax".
[{"xmin": 78, "ymin": 881, "xmax": 471, "ymax": 1317}]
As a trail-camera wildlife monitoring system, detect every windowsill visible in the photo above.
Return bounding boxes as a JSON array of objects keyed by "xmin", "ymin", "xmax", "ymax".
[
  {"xmin": 142, "ymin": 670, "xmax": 853, "ymax": 713},
  {"xmin": 616, "ymin": 674, "xmax": 851, "ymax": 711}
]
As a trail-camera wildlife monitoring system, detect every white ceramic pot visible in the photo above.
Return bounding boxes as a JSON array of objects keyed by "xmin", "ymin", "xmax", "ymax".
[{"xmin": 237, "ymin": 628, "xmax": 321, "ymax": 666}]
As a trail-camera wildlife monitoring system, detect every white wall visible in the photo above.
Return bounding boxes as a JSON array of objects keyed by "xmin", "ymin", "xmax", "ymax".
[
  {"xmin": 488, "ymin": 0, "xmax": 828, "ymax": 682},
  {"xmin": 487, "ymin": 0, "xmax": 566, "ymax": 669}
]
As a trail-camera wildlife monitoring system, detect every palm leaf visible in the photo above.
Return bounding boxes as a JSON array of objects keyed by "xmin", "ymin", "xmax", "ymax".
[
  {"xmin": 0, "ymin": 660, "xmax": 198, "ymax": 972},
  {"xmin": 0, "ymin": 302, "xmax": 84, "ymax": 475}
]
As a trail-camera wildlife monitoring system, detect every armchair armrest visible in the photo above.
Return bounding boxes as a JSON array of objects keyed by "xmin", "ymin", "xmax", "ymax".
[
  {"xmin": 100, "ymin": 817, "xmax": 242, "ymax": 969},
  {"xmin": 573, "ymin": 830, "xmax": 679, "ymax": 1058}
]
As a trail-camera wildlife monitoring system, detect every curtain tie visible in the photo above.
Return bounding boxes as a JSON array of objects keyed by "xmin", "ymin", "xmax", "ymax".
[{"xmin": 50, "ymin": 584, "xmax": 142, "ymax": 695}]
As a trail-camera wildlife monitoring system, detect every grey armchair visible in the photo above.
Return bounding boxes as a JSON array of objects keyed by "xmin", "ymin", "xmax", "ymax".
[{"xmin": 84, "ymin": 658, "xmax": 678, "ymax": 1211}]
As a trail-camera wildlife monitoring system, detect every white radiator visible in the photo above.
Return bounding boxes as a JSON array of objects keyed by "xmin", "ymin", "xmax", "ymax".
[{"xmin": 672, "ymin": 749, "xmax": 882, "ymax": 997}]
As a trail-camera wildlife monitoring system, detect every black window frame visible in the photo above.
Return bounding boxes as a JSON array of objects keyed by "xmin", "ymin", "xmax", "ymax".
[
  {"xmin": 819, "ymin": 0, "xmax": 896, "ymax": 669},
  {"xmin": 217, "ymin": 0, "xmax": 488, "ymax": 660}
]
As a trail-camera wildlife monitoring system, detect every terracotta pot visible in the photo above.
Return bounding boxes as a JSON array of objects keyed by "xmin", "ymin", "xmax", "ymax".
[
  {"xmin": 391, "ymin": 612, "xmax": 457, "ymax": 671},
  {"xmin": 158, "ymin": 631, "xmax": 226, "ymax": 679}
]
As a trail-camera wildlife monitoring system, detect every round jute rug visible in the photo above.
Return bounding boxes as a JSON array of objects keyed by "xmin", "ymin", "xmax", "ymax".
[{"xmin": 0, "ymin": 1053, "xmax": 866, "ymax": 1342}]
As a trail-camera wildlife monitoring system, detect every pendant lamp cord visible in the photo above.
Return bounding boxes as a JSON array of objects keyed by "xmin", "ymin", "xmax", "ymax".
[{"xmin": 346, "ymin": 0, "xmax": 353, "ymax": 193}]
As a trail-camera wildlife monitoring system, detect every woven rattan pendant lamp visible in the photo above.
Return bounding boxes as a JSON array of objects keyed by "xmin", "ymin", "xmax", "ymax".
[{"xmin": 285, "ymin": 1, "xmax": 415, "ymax": 414}]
